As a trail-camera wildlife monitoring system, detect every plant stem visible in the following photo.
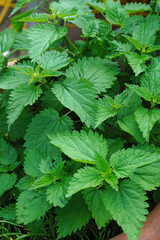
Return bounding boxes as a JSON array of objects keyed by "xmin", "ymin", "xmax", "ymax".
[{"xmin": 64, "ymin": 36, "xmax": 78, "ymax": 52}]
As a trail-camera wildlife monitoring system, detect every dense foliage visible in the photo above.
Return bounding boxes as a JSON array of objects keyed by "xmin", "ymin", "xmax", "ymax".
[{"xmin": 0, "ymin": 0, "xmax": 160, "ymax": 239}]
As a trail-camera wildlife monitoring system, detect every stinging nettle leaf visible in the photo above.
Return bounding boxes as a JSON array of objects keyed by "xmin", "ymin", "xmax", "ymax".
[
  {"xmin": 46, "ymin": 181, "xmax": 68, "ymax": 208},
  {"xmin": 0, "ymin": 69, "xmax": 30, "ymax": 90},
  {"xmin": 110, "ymin": 146, "xmax": 160, "ymax": 179},
  {"xmin": 124, "ymin": 2, "xmax": 151, "ymax": 14},
  {"xmin": 140, "ymin": 57, "xmax": 160, "ymax": 96},
  {"xmin": 102, "ymin": 180, "xmax": 148, "ymax": 240},
  {"xmin": 126, "ymin": 84, "xmax": 152, "ymax": 102},
  {"xmin": 0, "ymin": 204, "xmax": 16, "ymax": 221},
  {"xmin": 105, "ymin": 0, "xmax": 129, "ymax": 26},
  {"xmin": 135, "ymin": 107, "xmax": 160, "ymax": 142},
  {"xmin": 49, "ymin": 130, "xmax": 108, "ymax": 164},
  {"xmin": 0, "ymin": 28, "xmax": 16, "ymax": 53},
  {"xmin": 7, "ymin": 83, "xmax": 42, "ymax": 128},
  {"xmin": 95, "ymin": 153, "xmax": 118, "ymax": 190},
  {"xmin": 24, "ymin": 108, "xmax": 73, "ymax": 159},
  {"xmin": 95, "ymin": 97, "xmax": 117, "ymax": 128},
  {"xmin": 52, "ymin": 78, "xmax": 97, "ymax": 128},
  {"xmin": 16, "ymin": 189, "xmax": 51, "ymax": 225},
  {"xmin": 30, "ymin": 175, "xmax": 53, "ymax": 190},
  {"xmin": 83, "ymin": 188, "xmax": 112, "ymax": 229},
  {"xmin": 130, "ymin": 161, "xmax": 160, "ymax": 191},
  {"xmin": 66, "ymin": 57, "xmax": 118, "ymax": 94},
  {"xmin": 66, "ymin": 166, "xmax": 104, "ymax": 198},
  {"xmin": 0, "ymin": 173, "xmax": 17, "ymax": 197},
  {"xmin": 37, "ymin": 50, "xmax": 70, "ymax": 70},
  {"xmin": 125, "ymin": 52, "xmax": 150, "ymax": 76},
  {"xmin": 56, "ymin": 193, "xmax": 91, "ymax": 238},
  {"xmin": 0, "ymin": 138, "xmax": 17, "ymax": 166},
  {"xmin": 24, "ymin": 148, "xmax": 44, "ymax": 177},
  {"xmin": 27, "ymin": 23, "xmax": 67, "ymax": 59}
]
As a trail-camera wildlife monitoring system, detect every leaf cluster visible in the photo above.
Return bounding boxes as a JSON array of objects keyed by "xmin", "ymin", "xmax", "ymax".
[{"xmin": 0, "ymin": 1, "xmax": 160, "ymax": 240}]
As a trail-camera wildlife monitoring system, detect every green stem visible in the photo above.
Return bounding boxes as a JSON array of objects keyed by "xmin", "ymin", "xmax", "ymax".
[
  {"xmin": 57, "ymin": 46, "xmax": 74, "ymax": 55},
  {"xmin": 64, "ymin": 36, "xmax": 78, "ymax": 52}
]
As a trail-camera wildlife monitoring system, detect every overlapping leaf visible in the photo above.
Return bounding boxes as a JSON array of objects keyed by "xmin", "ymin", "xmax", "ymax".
[
  {"xmin": 7, "ymin": 83, "xmax": 42, "ymax": 128},
  {"xmin": 102, "ymin": 180, "xmax": 148, "ymax": 240},
  {"xmin": 24, "ymin": 108, "xmax": 73, "ymax": 158},
  {"xmin": 66, "ymin": 57, "xmax": 118, "ymax": 93},
  {"xmin": 52, "ymin": 78, "xmax": 97, "ymax": 127},
  {"xmin": 27, "ymin": 23, "xmax": 67, "ymax": 59},
  {"xmin": 56, "ymin": 193, "xmax": 90, "ymax": 238},
  {"xmin": 49, "ymin": 130, "xmax": 108, "ymax": 164}
]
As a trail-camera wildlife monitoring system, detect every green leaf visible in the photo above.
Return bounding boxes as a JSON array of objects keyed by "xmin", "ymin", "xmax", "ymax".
[
  {"xmin": 66, "ymin": 57, "xmax": 118, "ymax": 94},
  {"xmin": 13, "ymin": 61, "xmax": 34, "ymax": 76},
  {"xmin": 46, "ymin": 181, "xmax": 68, "ymax": 207},
  {"xmin": 95, "ymin": 153, "xmax": 111, "ymax": 175},
  {"xmin": 105, "ymin": 0, "xmax": 129, "ymax": 26},
  {"xmin": 27, "ymin": 23, "xmax": 67, "ymax": 59},
  {"xmin": 116, "ymin": 89, "xmax": 142, "ymax": 118},
  {"xmin": 18, "ymin": 13, "xmax": 49, "ymax": 23},
  {"xmin": 95, "ymin": 97, "xmax": 117, "ymax": 128},
  {"xmin": 13, "ymin": 30, "xmax": 29, "ymax": 50},
  {"xmin": 117, "ymin": 115, "xmax": 145, "ymax": 144},
  {"xmin": 124, "ymin": 35, "xmax": 142, "ymax": 51},
  {"xmin": 49, "ymin": 0, "xmax": 91, "ymax": 18},
  {"xmin": 10, "ymin": 0, "xmax": 35, "ymax": 16},
  {"xmin": 16, "ymin": 190, "xmax": 51, "ymax": 225},
  {"xmin": 125, "ymin": 52, "xmax": 150, "ymax": 76},
  {"xmin": 83, "ymin": 188, "xmax": 111, "ymax": 229},
  {"xmin": 56, "ymin": 193, "xmax": 91, "ymax": 238},
  {"xmin": 0, "ymin": 54, "xmax": 4, "ymax": 70},
  {"xmin": 24, "ymin": 149, "xmax": 44, "ymax": 177},
  {"xmin": 102, "ymin": 180, "xmax": 148, "ymax": 240},
  {"xmin": 66, "ymin": 167, "xmax": 103, "ymax": 198},
  {"xmin": 52, "ymin": 78, "xmax": 97, "ymax": 127},
  {"xmin": 125, "ymin": 15, "xmax": 160, "ymax": 51},
  {"xmin": 0, "ymin": 108, "xmax": 8, "ymax": 137},
  {"xmin": 0, "ymin": 28, "xmax": 16, "ymax": 53},
  {"xmin": 24, "ymin": 108, "xmax": 73, "ymax": 159},
  {"xmin": 130, "ymin": 161, "xmax": 160, "ymax": 191},
  {"xmin": 132, "ymin": 16, "xmax": 160, "ymax": 50},
  {"xmin": 31, "ymin": 175, "xmax": 53, "ymax": 190},
  {"xmin": 135, "ymin": 107, "xmax": 160, "ymax": 142},
  {"xmin": 0, "ymin": 204, "xmax": 16, "ymax": 221},
  {"xmin": 39, "ymin": 159, "xmax": 53, "ymax": 175},
  {"xmin": 16, "ymin": 175, "xmax": 34, "ymax": 190},
  {"xmin": 41, "ymin": 90, "xmax": 63, "ymax": 111},
  {"xmin": 117, "ymin": 89, "xmax": 145, "ymax": 143},
  {"xmin": 126, "ymin": 84, "xmax": 152, "ymax": 102},
  {"xmin": 0, "ymin": 69, "xmax": 30, "ymax": 89},
  {"xmin": 7, "ymin": 83, "xmax": 42, "ymax": 128},
  {"xmin": 37, "ymin": 51, "xmax": 70, "ymax": 70},
  {"xmin": 141, "ymin": 57, "xmax": 160, "ymax": 96},
  {"xmin": 124, "ymin": 2, "xmax": 151, "ymax": 13},
  {"xmin": 107, "ymin": 138, "xmax": 124, "ymax": 158},
  {"xmin": 9, "ymin": 108, "xmax": 32, "ymax": 141},
  {"xmin": 110, "ymin": 146, "xmax": 160, "ymax": 179},
  {"xmin": 95, "ymin": 153, "xmax": 118, "ymax": 190},
  {"xmin": 82, "ymin": 19, "xmax": 111, "ymax": 40},
  {"xmin": 87, "ymin": 0, "xmax": 105, "ymax": 14},
  {"xmin": 0, "ymin": 138, "xmax": 17, "ymax": 165},
  {"xmin": 0, "ymin": 173, "xmax": 17, "ymax": 197},
  {"xmin": 49, "ymin": 130, "xmax": 108, "ymax": 164}
]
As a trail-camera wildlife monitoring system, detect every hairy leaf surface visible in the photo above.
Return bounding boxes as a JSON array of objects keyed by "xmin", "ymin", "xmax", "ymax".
[
  {"xmin": 102, "ymin": 180, "xmax": 148, "ymax": 240},
  {"xmin": 49, "ymin": 130, "xmax": 108, "ymax": 164},
  {"xmin": 56, "ymin": 193, "xmax": 90, "ymax": 238}
]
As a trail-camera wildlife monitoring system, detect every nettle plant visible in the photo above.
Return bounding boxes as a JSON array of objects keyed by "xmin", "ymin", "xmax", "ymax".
[{"xmin": 1, "ymin": 0, "xmax": 160, "ymax": 239}]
